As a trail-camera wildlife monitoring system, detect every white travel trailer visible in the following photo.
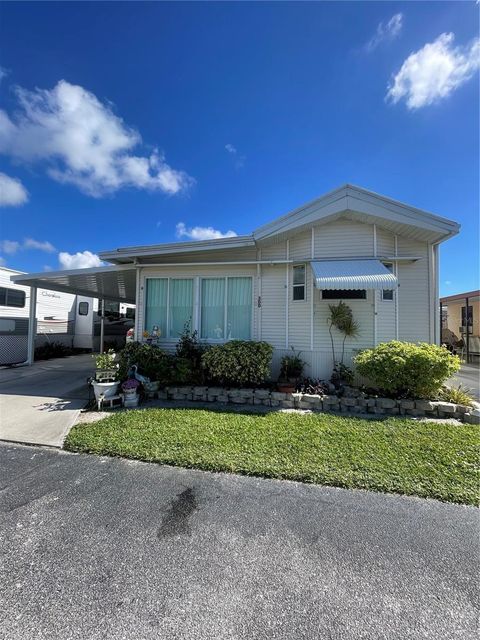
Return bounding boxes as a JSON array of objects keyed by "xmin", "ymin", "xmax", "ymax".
[{"xmin": 0, "ymin": 268, "xmax": 135, "ymax": 365}]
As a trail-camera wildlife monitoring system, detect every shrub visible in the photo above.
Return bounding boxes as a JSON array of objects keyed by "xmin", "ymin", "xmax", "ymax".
[
  {"xmin": 34, "ymin": 342, "xmax": 72, "ymax": 361},
  {"xmin": 354, "ymin": 341, "xmax": 460, "ymax": 399},
  {"xmin": 93, "ymin": 349, "xmax": 117, "ymax": 371},
  {"xmin": 175, "ymin": 326, "xmax": 208, "ymax": 383},
  {"xmin": 280, "ymin": 348, "xmax": 305, "ymax": 381},
  {"xmin": 437, "ymin": 384, "xmax": 475, "ymax": 407},
  {"xmin": 202, "ymin": 340, "xmax": 273, "ymax": 387},
  {"xmin": 116, "ymin": 342, "xmax": 171, "ymax": 383}
]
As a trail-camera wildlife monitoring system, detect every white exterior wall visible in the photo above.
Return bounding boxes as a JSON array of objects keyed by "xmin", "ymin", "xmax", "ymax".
[
  {"xmin": 397, "ymin": 238, "xmax": 431, "ymax": 343},
  {"xmin": 135, "ymin": 220, "xmax": 435, "ymax": 379}
]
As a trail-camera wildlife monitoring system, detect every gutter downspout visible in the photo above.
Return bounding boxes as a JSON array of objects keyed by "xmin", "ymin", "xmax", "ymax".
[
  {"xmin": 99, "ymin": 299, "xmax": 105, "ymax": 354},
  {"xmin": 373, "ymin": 225, "xmax": 377, "ymax": 346}
]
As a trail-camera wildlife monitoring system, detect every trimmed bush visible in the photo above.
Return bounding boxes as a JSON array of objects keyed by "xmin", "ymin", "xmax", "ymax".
[
  {"xmin": 117, "ymin": 342, "xmax": 171, "ymax": 383},
  {"xmin": 354, "ymin": 341, "xmax": 460, "ymax": 399},
  {"xmin": 202, "ymin": 340, "xmax": 273, "ymax": 387}
]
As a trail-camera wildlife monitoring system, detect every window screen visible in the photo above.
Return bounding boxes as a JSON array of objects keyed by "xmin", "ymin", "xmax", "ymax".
[
  {"xmin": 321, "ymin": 289, "xmax": 366, "ymax": 300},
  {"xmin": 78, "ymin": 301, "xmax": 89, "ymax": 316},
  {"xmin": 0, "ymin": 287, "xmax": 26, "ymax": 308}
]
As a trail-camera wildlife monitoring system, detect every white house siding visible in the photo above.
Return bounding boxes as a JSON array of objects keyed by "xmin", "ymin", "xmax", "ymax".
[
  {"xmin": 397, "ymin": 238, "xmax": 430, "ymax": 343},
  {"xmin": 314, "ymin": 220, "xmax": 374, "ymax": 258},
  {"xmin": 259, "ymin": 265, "xmax": 286, "ymax": 348},
  {"xmin": 376, "ymin": 227, "xmax": 395, "ymax": 256},
  {"xmin": 259, "ymin": 242, "xmax": 287, "ymax": 260},
  {"xmin": 138, "ymin": 246, "xmax": 258, "ymax": 264}
]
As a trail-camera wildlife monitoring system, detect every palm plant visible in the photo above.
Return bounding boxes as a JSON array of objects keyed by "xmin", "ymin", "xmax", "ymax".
[{"xmin": 327, "ymin": 301, "xmax": 359, "ymax": 366}]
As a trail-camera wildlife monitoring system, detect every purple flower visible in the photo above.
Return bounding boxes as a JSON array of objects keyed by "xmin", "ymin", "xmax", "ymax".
[{"xmin": 122, "ymin": 379, "xmax": 140, "ymax": 391}]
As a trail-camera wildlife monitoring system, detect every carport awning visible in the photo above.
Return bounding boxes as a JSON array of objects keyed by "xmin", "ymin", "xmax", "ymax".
[
  {"xmin": 311, "ymin": 260, "xmax": 398, "ymax": 290},
  {"xmin": 11, "ymin": 265, "xmax": 137, "ymax": 303}
]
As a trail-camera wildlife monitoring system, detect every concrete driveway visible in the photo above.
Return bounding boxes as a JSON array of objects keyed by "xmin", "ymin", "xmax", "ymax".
[
  {"xmin": 0, "ymin": 354, "xmax": 92, "ymax": 447},
  {"xmin": 0, "ymin": 443, "xmax": 478, "ymax": 640}
]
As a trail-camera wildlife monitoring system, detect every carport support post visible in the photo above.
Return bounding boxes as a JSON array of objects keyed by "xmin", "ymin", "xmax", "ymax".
[
  {"xmin": 27, "ymin": 286, "xmax": 37, "ymax": 365},
  {"xmin": 100, "ymin": 298, "xmax": 105, "ymax": 354}
]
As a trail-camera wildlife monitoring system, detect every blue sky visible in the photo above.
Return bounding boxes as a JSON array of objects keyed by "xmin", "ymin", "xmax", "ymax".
[{"xmin": 0, "ymin": 1, "xmax": 478, "ymax": 295}]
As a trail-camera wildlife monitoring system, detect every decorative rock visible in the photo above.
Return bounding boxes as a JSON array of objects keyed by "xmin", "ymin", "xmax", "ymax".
[
  {"xmin": 239, "ymin": 389, "xmax": 254, "ymax": 399},
  {"xmin": 340, "ymin": 397, "xmax": 357, "ymax": 407},
  {"xmin": 302, "ymin": 394, "xmax": 322, "ymax": 405},
  {"xmin": 323, "ymin": 395, "xmax": 339, "ymax": 405},
  {"xmin": 406, "ymin": 409, "xmax": 424, "ymax": 417},
  {"xmin": 280, "ymin": 400, "xmax": 295, "ymax": 409},
  {"xmin": 217, "ymin": 395, "xmax": 229, "ymax": 403},
  {"xmin": 231, "ymin": 397, "xmax": 246, "ymax": 404},
  {"xmin": 464, "ymin": 411, "xmax": 480, "ymax": 425},
  {"xmin": 157, "ymin": 391, "xmax": 168, "ymax": 400},
  {"xmin": 271, "ymin": 391, "xmax": 287, "ymax": 401},
  {"xmin": 227, "ymin": 389, "xmax": 240, "ymax": 398},
  {"xmin": 254, "ymin": 389, "xmax": 271, "ymax": 399},
  {"xmin": 172, "ymin": 393, "xmax": 186, "ymax": 401},
  {"xmin": 455, "ymin": 405, "xmax": 469, "ymax": 414},
  {"xmin": 399, "ymin": 399, "xmax": 415, "ymax": 410},
  {"xmin": 365, "ymin": 398, "xmax": 376, "ymax": 407},
  {"xmin": 437, "ymin": 402, "xmax": 456, "ymax": 414},
  {"xmin": 376, "ymin": 398, "xmax": 397, "ymax": 409},
  {"xmin": 415, "ymin": 400, "xmax": 435, "ymax": 412},
  {"xmin": 298, "ymin": 401, "xmax": 313, "ymax": 410}
]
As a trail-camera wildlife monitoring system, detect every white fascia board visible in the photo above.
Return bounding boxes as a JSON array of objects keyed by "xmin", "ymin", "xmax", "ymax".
[
  {"xmin": 99, "ymin": 235, "xmax": 256, "ymax": 262},
  {"xmin": 11, "ymin": 264, "xmax": 134, "ymax": 283},
  {"xmin": 253, "ymin": 183, "xmax": 460, "ymax": 243}
]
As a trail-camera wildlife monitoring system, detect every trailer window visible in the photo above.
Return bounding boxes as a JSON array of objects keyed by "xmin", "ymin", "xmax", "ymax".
[
  {"xmin": 0, "ymin": 287, "xmax": 26, "ymax": 308},
  {"xmin": 78, "ymin": 301, "xmax": 89, "ymax": 316}
]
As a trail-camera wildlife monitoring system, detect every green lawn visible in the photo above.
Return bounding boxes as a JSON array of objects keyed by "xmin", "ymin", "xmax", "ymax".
[{"xmin": 65, "ymin": 409, "xmax": 480, "ymax": 505}]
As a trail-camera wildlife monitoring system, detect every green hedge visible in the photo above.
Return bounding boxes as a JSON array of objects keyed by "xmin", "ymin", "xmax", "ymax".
[
  {"xmin": 202, "ymin": 340, "xmax": 273, "ymax": 387},
  {"xmin": 354, "ymin": 341, "xmax": 460, "ymax": 398}
]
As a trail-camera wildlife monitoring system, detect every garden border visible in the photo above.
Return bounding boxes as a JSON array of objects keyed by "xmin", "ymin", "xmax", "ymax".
[{"xmin": 145, "ymin": 385, "xmax": 479, "ymax": 424}]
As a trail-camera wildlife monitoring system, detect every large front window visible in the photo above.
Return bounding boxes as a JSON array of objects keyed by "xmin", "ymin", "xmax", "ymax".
[
  {"xmin": 201, "ymin": 277, "xmax": 252, "ymax": 340},
  {"xmin": 145, "ymin": 278, "xmax": 193, "ymax": 339},
  {"xmin": 145, "ymin": 276, "xmax": 252, "ymax": 341}
]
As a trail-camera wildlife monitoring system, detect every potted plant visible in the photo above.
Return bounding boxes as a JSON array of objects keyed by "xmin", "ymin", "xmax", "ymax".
[
  {"xmin": 278, "ymin": 348, "xmax": 305, "ymax": 393},
  {"xmin": 91, "ymin": 349, "xmax": 120, "ymax": 402},
  {"xmin": 121, "ymin": 378, "xmax": 140, "ymax": 408}
]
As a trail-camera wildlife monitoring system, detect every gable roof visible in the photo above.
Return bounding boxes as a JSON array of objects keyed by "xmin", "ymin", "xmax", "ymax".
[
  {"xmin": 99, "ymin": 184, "xmax": 459, "ymax": 264},
  {"xmin": 253, "ymin": 184, "xmax": 460, "ymax": 245}
]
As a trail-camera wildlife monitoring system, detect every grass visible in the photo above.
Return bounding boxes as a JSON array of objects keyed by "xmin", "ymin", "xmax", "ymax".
[{"xmin": 65, "ymin": 408, "xmax": 480, "ymax": 505}]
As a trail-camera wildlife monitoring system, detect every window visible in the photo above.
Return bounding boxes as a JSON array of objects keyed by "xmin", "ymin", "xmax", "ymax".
[
  {"xmin": 0, "ymin": 287, "xmax": 26, "ymax": 308},
  {"xmin": 201, "ymin": 277, "xmax": 252, "ymax": 340},
  {"xmin": 144, "ymin": 278, "xmax": 193, "ymax": 339},
  {"xmin": 461, "ymin": 306, "xmax": 473, "ymax": 333},
  {"xmin": 292, "ymin": 264, "xmax": 306, "ymax": 301},
  {"xmin": 322, "ymin": 289, "xmax": 366, "ymax": 300},
  {"xmin": 78, "ymin": 301, "xmax": 89, "ymax": 316},
  {"xmin": 382, "ymin": 263, "xmax": 394, "ymax": 301}
]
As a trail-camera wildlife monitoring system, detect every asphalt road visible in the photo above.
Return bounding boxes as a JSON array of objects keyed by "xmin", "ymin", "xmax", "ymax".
[{"xmin": 0, "ymin": 444, "xmax": 478, "ymax": 640}]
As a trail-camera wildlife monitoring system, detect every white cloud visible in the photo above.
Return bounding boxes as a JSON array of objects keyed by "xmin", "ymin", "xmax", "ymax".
[
  {"xmin": 0, "ymin": 238, "xmax": 56, "ymax": 255},
  {"xmin": 58, "ymin": 250, "xmax": 104, "ymax": 269},
  {"xmin": 44, "ymin": 265, "xmax": 53, "ymax": 272},
  {"xmin": 23, "ymin": 238, "xmax": 56, "ymax": 253},
  {"xmin": 0, "ymin": 172, "xmax": 29, "ymax": 206},
  {"xmin": 0, "ymin": 240, "xmax": 20, "ymax": 254},
  {"xmin": 0, "ymin": 256, "xmax": 6, "ymax": 267},
  {"xmin": 225, "ymin": 143, "xmax": 245, "ymax": 169},
  {"xmin": 0, "ymin": 67, "xmax": 8, "ymax": 84},
  {"xmin": 387, "ymin": 33, "xmax": 480, "ymax": 109},
  {"xmin": 0, "ymin": 80, "xmax": 194, "ymax": 197},
  {"xmin": 366, "ymin": 13, "xmax": 403, "ymax": 52},
  {"xmin": 175, "ymin": 222, "xmax": 237, "ymax": 241}
]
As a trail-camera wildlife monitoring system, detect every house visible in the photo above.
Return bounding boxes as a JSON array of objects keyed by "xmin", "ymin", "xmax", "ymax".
[
  {"xmin": 440, "ymin": 290, "xmax": 480, "ymax": 362},
  {"xmin": 11, "ymin": 185, "xmax": 460, "ymax": 376}
]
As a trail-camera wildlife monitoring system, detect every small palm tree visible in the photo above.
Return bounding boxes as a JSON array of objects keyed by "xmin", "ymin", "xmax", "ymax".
[{"xmin": 327, "ymin": 301, "xmax": 359, "ymax": 366}]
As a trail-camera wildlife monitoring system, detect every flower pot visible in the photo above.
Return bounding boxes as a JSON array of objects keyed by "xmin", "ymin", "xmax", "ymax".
[
  {"xmin": 278, "ymin": 382, "xmax": 296, "ymax": 393},
  {"xmin": 123, "ymin": 393, "xmax": 139, "ymax": 408},
  {"xmin": 92, "ymin": 380, "xmax": 120, "ymax": 402},
  {"xmin": 122, "ymin": 387, "xmax": 138, "ymax": 397},
  {"xmin": 95, "ymin": 369, "xmax": 117, "ymax": 383},
  {"xmin": 143, "ymin": 381, "xmax": 160, "ymax": 393}
]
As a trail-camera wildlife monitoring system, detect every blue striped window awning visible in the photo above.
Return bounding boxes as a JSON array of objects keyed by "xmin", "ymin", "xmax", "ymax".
[{"xmin": 311, "ymin": 260, "xmax": 398, "ymax": 290}]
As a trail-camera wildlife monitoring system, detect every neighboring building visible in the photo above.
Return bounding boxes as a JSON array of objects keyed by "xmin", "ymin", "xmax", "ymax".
[
  {"xmin": 440, "ymin": 290, "xmax": 480, "ymax": 361},
  {"xmin": 0, "ymin": 267, "xmax": 135, "ymax": 365},
  {"xmin": 11, "ymin": 185, "xmax": 460, "ymax": 376}
]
